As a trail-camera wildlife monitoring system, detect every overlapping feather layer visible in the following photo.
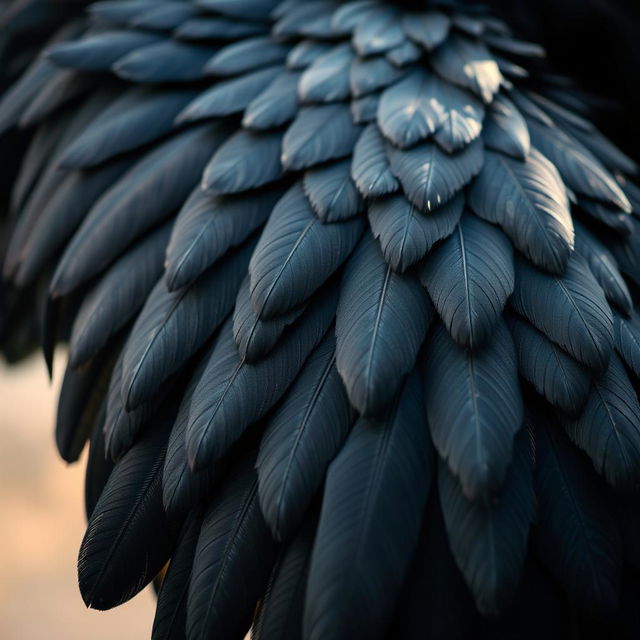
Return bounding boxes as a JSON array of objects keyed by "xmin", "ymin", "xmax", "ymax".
[{"xmin": 1, "ymin": 0, "xmax": 640, "ymax": 638}]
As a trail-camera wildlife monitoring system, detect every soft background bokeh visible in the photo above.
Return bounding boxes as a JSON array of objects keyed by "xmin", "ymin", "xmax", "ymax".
[{"xmin": 0, "ymin": 353, "xmax": 155, "ymax": 639}]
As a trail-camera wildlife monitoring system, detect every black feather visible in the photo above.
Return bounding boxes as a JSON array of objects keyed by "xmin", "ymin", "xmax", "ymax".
[
  {"xmin": 257, "ymin": 333, "xmax": 353, "ymax": 541},
  {"xmin": 420, "ymin": 213, "xmax": 514, "ymax": 348},
  {"xmin": 369, "ymin": 191, "xmax": 463, "ymax": 272},
  {"xmin": 335, "ymin": 233, "xmax": 432, "ymax": 415},
  {"xmin": 387, "ymin": 138, "xmax": 484, "ymax": 211},
  {"xmin": 424, "ymin": 321, "xmax": 523, "ymax": 499},
  {"xmin": 507, "ymin": 313, "xmax": 591, "ymax": 416},
  {"xmin": 510, "ymin": 255, "xmax": 614, "ymax": 373},
  {"xmin": 561, "ymin": 353, "xmax": 640, "ymax": 491},
  {"xmin": 304, "ymin": 371, "xmax": 433, "ymax": 640},
  {"xmin": 438, "ymin": 432, "xmax": 534, "ymax": 616},
  {"xmin": 468, "ymin": 148, "xmax": 573, "ymax": 274},
  {"xmin": 50, "ymin": 124, "xmax": 227, "ymax": 297},
  {"xmin": 186, "ymin": 454, "xmax": 276, "ymax": 640},
  {"xmin": 282, "ymin": 104, "xmax": 362, "ymax": 171},
  {"xmin": 69, "ymin": 223, "xmax": 171, "ymax": 369},
  {"xmin": 249, "ymin": 183, "xmax": 364, "ymax": 319},
  {"xmin": 120, "ymin": 239, "xmax": 254, "ymax": 410},
  {"xmin": 186, "ymin": 287, "xmax": 337, "ymax": 471},
  {"xmin": 78, "ymin": 411, "xmax": 175, "ymax": 610}
]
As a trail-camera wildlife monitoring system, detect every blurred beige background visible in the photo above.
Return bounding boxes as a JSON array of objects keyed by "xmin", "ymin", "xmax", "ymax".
[{"xmin": 0, "ymin": 353, "xmax": 154, "ymax": 639}]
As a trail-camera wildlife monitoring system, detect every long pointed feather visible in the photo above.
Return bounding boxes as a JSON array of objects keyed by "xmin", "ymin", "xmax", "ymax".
[
  {"xmin": 186, "ymin": 288, "xmax": 337, "ymax": 471},
  {"xmin": 249, "ymin": 183, "xmax": 364, "ymax": 319},
  {"xmin": 438, "ymin": 432, "xmax": 534, "ymax": 616},
  {"xmin": 257, "ymin": 333, "xmax": 353, "ymax": 541},
  {"xmin": 304, "ymin": 371, "xmax": 433, "ymax": 640},
  {"xmin": 336, "ymin": 233, "xmax": 432, "ymax": 415},
  {"xmin": 421, "ymin": 213, "xmax": 514, "ymax": 348}
]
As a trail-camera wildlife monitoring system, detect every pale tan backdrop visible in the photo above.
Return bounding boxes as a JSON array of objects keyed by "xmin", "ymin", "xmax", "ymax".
[{"xmin": 0, "ymin": 353, "xmax": 155, "ymax": 639}]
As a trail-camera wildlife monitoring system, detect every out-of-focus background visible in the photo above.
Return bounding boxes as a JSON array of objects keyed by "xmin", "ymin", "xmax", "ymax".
[{"xmin": 0, "ymin": 353, "xmax": 154, "ymax": 640}]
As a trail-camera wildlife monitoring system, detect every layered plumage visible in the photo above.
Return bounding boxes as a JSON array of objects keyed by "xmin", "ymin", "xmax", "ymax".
[{"xmin": 1, "ymin": 0, "xmax": 640, "ymax": 638}]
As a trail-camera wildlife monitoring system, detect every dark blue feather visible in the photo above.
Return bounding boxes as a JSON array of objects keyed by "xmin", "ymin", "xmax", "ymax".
[
  {"xmin": 402, "ymin": 11, "xmax": 451, "ymax": 51},
  {"xmin": 249, "ymin": 183, "xmax": 364, "ymax": 319},
  {"xmin": 335, "ymin": 233, "xmax": 432, "ymax": 415},
  {"xmin": 483, "ymin": 93, "xmax": 530, "ymax": 160},
  {"xmin": 165, "ymin": 185, "xmax": 281, "ymax": 292},
  {"xmin": 103, "ymin": 346, "xmax": 160, "ymax": 461},
  {"xmin": 130, "ymin": 4, "xmax": 198, "ymax": 31},
  {"xmin": 198, "ymin": 0, "xmax": 279, "ymax": 20},
  {"xmin": 574, "ymin": 222, "xmax": 632, "ymax": 314},
  {"xmin": 202, "ymin": 128, "xmax": 283, "ymax": 195},
  {"xmin": 387, "ymin": 138, "xmax": 484, "ymax": 211},
  {"xmin": 303, "ymin": 371, "xmax": 433, "ymax": 640},
  {"xmin": 527, "ymin": 119, "xmax": 631, "ymax": 213},
  {"xmin": 561, "ymin": 353, "xmax": 640, "ymax": 490},
  {"xmin": 438, "ymin": 432, "xmax": 534, "ymax": 616},
  {"xmin": 351, "ymin": 124, "xmax": 399, "ymax": 198},
  {"xmin": 69, "ymin": 222, "xmax": 171, "ymax": 369},
  {"xmin": 286, "ymin": 41, "xmax": 332, "ymax": 71},
  {"xmin": 303, "ymin": 159, "xmax": 364, "ymax": 223},
  {"xmin": 377, "ymin": 69, "xmax": 440, "ymax": 148},
  {"xmin": 59, "ymin": 87, "xmax": 198, "ymax": 168},
  {"xmin": 56, "ymin": 354, "xmax": 115, "ymax": 463},
  {"xmin": 431, "ymin": 35, "xmax": 502, "ymax": 103},
  {"xmin": 282, "ymin": 104, "xmax": 362, "ymax": 171},
  {"xmin": 507, "ymin": 313, "xmax": 591, "ymax": 416},
  {"xmin": 257, "ymin": 334, "xmax": 353, "ymax": 541},
  {"xmin": 186, "ymin": 288, "xmax": 337, "ymax": 471},
  {"xmin": 351, "ymin": 92, "xmax": 380, "ymax": 124},
  {"xmin": 205, "ymin": 35, "xmax": 289, "ymax": 76},
  {"xmin": 13, "ymin": 156, "xmax": 135, "ymax": 287},
  {"xmin": 299, "ymin": 43, "xmax": 353, "ymax": 104},
  {"xmin": 532, "ymin": 412, "xmax": 622, "ymax": 616},
  {"xmin": 50, "ymin": 124, "xmax": 227, "ymax": 297},
  {"xmin": 243, "ymin": 71, "xmax": 301, "ymax": 130},
  {"xmin": 186, "ymin": 455, "xmax": 276, "ymax": 640},
  {"xmin": 78, "ymin": 412, "xmax": 175, "ymax": 610},
  {"xmin": 177, "ymin": 66, "xmax": 280, "ymax": 123},
  {"xmin": 233, "ymin": 276, "xmax": 304, "ymax": 363},
  {"xmin": 352, "ymin": 6, "xmax": 405, "ymax": 56},
  {"xmin": 175, "ymin": 16, "xmax": 267, "ymax": 41},
  {"xmin": 510, "ymin": 255, "xmax": 614, "ymax": 373},
  {"xmin": 424, "ymin": 321, "xmax": 523, "ymax": 499},
  {"xmin": 368, "ymin": 192, "xmax": 463, "ymax": 272},
  {"xmin": 252, "ymin": 512, "xmax": 317, "ymax": 640},
  {"xmin": 120, "ymin": 240, "xmax": 253, "ymax": 410},
  {"xmin": 349, "ymin": 55, "xmax": 406, "ymax": 98},
  {"xmin": 114, "ymin": 40, "xmax": 214, "ymax": 84},
  {"xmin": 613, "ymin": 312, "xmax": 640, "ymax": 379},
  {"xmin": 468, "ymin": 148, "xmax": 573, "ymax": 274},
  {"xmin": 46, "ymin": 31, "xmax": 162, "ymax": 72},
  {"xmin": 152, "ymin": 512, "xmax": 203, "ymax": 640},
  {"xmin": 162, "ymin": 352, "xmax": 219, "ymax": 519},
  {"xmin": 421, "ymin": 213, "xmax": 514, "ymax": 348}
]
